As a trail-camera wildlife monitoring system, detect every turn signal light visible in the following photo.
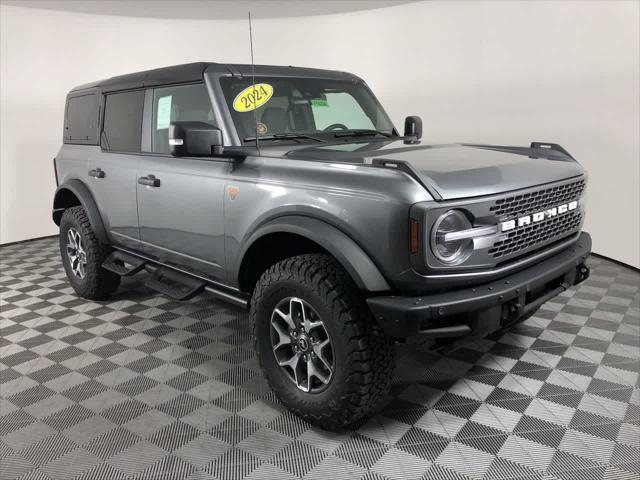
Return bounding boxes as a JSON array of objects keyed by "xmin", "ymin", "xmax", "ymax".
[{"xmin": 409, "ymin": 219, "xmax": 419, "ymax": 254}]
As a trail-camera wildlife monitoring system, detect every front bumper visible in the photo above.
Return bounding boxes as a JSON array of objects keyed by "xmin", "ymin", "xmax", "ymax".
[{"xmin": 367, "ymin": 232, "xmax": 591, "ymax": 345}]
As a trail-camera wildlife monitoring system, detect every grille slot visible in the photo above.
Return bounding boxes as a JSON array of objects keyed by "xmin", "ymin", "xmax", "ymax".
[
  {"xmin": 490, "ymin": 179, "xmax": 585, "ymax": 217},
  {"xmin": 489, "ymin": 210, "xmax": 582, "ymax": 258}
]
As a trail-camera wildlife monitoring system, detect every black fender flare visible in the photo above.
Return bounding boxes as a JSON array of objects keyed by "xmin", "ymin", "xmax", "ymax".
[
  {"xmin": 237, "ymin": 215, "xmax": 391, "ymax": 292},
  {"xmin": 52, "ymin": 179, "xmax": 108, "ymax": 244}
]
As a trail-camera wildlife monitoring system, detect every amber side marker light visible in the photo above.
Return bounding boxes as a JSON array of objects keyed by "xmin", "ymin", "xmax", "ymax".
[{"xmin": 409, "ymin": 219, "xmax": 419, "ymax": 253}]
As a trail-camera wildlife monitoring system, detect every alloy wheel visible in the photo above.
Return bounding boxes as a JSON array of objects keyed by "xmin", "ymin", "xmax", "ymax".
[
  {"xmin": 66, "ymin": 228, "xmax": 87, "ymax": 279},
  {"xmin": 270, "ymin": 297, "xmax": 334, "ymax": 393}
]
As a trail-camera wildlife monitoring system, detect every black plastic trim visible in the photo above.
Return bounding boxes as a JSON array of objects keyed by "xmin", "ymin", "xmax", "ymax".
[
  {"xmin": 237, "ymin": 215, "xmax": 391, "ymax": 292},
  {"xmin": 530, "ymin": 142, "xmax": 574, "ymax": 159},
  {"xmin": 52, "ymin": 180, "xmax": 108, "ymax": 243},
  {"xmin": 462, "ymin": 142, "xmax": 575, "ymax": 162},
  {"xmin": 70, "ymin": 62, "xmax": 363, "ymax": 95},
  {"xmin": 371, "ymin": 158, "xmax": 442, "ymax": 200},
  {"xmin": 367, "ymin": 232, "xmax": 591, "ymax": 341}
]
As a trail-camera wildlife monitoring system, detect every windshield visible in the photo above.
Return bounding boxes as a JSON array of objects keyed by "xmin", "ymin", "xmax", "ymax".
[{"xmin": 219, "ymin": 76, "xmax": 396, "ymax": 143}]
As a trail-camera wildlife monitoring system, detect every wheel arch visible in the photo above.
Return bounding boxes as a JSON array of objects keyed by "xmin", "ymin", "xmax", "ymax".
[
  {"xmin": 236, "ymin": 216, "xmax": 391, "ymax": 294},
  {"xmin": 52, "ymin": 180, "xmax": 108, "ymax": 243}
]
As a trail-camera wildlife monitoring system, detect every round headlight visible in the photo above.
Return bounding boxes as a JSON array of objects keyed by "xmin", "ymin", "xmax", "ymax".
[{"xmin": 431, "ymin": 210, "xmax": 474, "ymax": 265}]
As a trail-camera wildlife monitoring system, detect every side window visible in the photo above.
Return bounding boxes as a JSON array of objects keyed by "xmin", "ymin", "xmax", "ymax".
[
  {"xmin": 311, "ymin": 92, "xmax": 375, "ymax": 130},
  {"xmin": 102, "ymin": 90, "xmax": 144, "ymax": 152},
  {"xmin": 151, "ymin": 83, "xmax": 217, "ymax": 154},
  {"xmin": 64, "ymin": 93, "xmax": 99, "ymax": 144}
]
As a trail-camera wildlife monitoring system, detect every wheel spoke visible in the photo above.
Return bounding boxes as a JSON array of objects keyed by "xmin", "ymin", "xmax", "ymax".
[
  {"xmin": 67, "ymin": 230, "xmax": 76, "ymax": 249},
  {"xmin": 304, "ymin": 319, "xmax": 323, "ymax": 332},
  {"xmin": 307, "ymin": 358, "xmax": 330, "ymax": 386},
  {"xmin": 278, "ymin": 350, "xmax": 300, "ymax": 368},
  {"xmin": 279, "ymin": 351, "xmax": 302, "ymax": 387},
  {"xmin": 289, "ymin": 298, "xmax": 306, "ymax": 329},
  {"xmin": 274, "ymin": 308, "xmax": 296, "ymax": 330},
  {"xmin": 313, "ymin": 339, "xmax": 332, "ymax": 371},
  {"xmin": 271, "ymin": 322, "xmax": 292, "ymax": 351}
]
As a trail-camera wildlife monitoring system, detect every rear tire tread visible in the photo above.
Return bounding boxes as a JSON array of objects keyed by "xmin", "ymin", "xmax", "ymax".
[{"xmin": 60, "ymin": 206, "xmax": 120, "ymax": 300}]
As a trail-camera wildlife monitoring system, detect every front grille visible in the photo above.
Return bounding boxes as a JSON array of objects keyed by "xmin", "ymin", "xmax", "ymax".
[
  {"xmin": 490, "ymin": 179, "xmax": 585, "ymax": 217},
  {"xmin": 489, "ymin": 210, "xmax": 582, "ymax": 258},
  {"xmin": 487, "ymin": 178, "xmax": 585, "ymax": 259}
]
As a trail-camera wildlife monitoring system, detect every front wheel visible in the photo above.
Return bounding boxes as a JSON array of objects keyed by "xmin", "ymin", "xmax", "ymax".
[{"xmin": 250, "ymin": 254, "xmax": 395, "ymax": 429}]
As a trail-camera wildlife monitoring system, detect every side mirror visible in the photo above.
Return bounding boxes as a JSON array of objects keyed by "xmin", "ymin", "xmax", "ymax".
[
  {"xmin": 169, "ymin": 121, "xmax": 223, "ymax": 157},
  {"xmin": 403, "ymin": 116, "xmax": 422, "ymax": 144}
]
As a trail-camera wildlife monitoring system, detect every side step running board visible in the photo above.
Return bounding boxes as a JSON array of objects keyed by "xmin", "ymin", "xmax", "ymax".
[
  {"xmin": 145, "ymin": 267, "xmax": 206, "ymax": 301},
  {"xmin": 108, "ymin": 247, "xmax": 250, "ymax": 307},
  {"xmin": 103, "ymin": 251, "xmax": 146, "ymax": 276},
  {"xmin": 204, "ymin": 286, "xmax": 249, "ymax": 308}
]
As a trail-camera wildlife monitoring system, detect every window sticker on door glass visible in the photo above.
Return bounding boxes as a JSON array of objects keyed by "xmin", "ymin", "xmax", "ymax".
[
  {"xmin": 156, "ymin": 95, "xmax": 172, "ymax": 129},
  {"xmin": 233, "ymin": 83, "xmax": 273, "ymax": 112}
]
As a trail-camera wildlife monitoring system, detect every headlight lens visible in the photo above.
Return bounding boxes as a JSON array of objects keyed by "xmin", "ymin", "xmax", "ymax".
[{"xmin": 431, "ymin": 210, "xmax": 474, "ymax": 264}]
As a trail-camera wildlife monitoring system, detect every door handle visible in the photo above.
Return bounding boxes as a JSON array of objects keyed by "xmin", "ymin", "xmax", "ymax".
[
  {"xmin": 88, "ymin": 168, "xmax": 105, "ymax": 179},
  {"xmin": 138, "ymin": 174, "xmax": 160, "ymax": 187}
]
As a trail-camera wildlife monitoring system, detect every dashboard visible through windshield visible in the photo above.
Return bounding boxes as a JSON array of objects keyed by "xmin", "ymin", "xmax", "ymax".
[{"xmin": 219, "ymin": 76, "xmax": 396, "ymax": 143}]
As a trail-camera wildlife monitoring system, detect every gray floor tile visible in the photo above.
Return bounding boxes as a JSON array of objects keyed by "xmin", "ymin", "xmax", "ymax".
[{"xmin": 1, "ymin": 240, "xmax": 639, "ymax": 480}]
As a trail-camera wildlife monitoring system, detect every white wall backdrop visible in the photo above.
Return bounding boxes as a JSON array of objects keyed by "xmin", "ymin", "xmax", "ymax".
[{"xmin": 1, "ymin": 1, "xmax": 638, "ymax": 267}]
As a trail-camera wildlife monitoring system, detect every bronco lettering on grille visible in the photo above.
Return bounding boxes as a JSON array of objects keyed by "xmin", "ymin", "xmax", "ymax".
[{"xmin": 500, "ymin": 201, "xmax": 578, "ymax": 232}]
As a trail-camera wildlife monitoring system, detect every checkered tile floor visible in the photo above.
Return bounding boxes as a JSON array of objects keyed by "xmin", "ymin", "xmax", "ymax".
[{"xmin": 1, "ymin": 238, "xmax": 638, "ymax": 480}]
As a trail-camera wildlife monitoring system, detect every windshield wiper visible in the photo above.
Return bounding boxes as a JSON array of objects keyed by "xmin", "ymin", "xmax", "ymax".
[
  {"xmin": 334, "ymin": 129, "xmax": 394, "ymax": 138},
  {"xmin": 244, "ymin": 133, "xmax": 324, "ymax": 143}
]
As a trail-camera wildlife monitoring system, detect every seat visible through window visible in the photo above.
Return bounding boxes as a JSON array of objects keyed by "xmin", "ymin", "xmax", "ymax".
[{"xmin": 261, "ymin": 107, "xmax": 290, "ymax": 133}]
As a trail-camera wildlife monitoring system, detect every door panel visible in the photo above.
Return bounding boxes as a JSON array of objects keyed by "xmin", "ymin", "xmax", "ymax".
[
  {"xmin": 88, "ymin": 89, "xmax": 146, "ymax": 250},
  {"xmin": 137, "ymin": 155, "xmax": 228, "ymax": 280},
  {"xmin": 136, "ymin": 82, "xmax": 227, "ymax": 280},
  {"xmin": 87, "ymin": 151, "xmax": 140, "ymax": 249}
]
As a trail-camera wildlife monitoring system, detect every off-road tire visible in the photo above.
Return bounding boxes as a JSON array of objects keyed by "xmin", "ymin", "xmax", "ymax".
[
  {"xmin": 250, "ymin": 253, "xmax": 395, "ymax": 429},
  {"xmin": 59, "ymin": 206, "xmax": 120, "ymax": 299}
]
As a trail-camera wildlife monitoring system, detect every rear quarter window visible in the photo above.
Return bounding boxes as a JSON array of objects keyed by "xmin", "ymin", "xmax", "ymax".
[{"xmin": 64, "ymin": 93, "xmax": 100, "ymax": 145}]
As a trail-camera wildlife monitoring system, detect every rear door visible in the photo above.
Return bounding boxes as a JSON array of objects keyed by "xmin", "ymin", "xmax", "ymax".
[
  {"xmin": 136, "ymin": 83, "xmax": 228, "ymax": 281},
  {"xmin": 87, "ymin": 90, "xmax": 144, "ymax": 250}
]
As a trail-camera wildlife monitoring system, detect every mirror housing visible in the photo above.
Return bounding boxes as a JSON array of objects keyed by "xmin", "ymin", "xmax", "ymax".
[
  {"xmin": 169, "ymin": 121, "xmax": 223, "ymax": 157},
  {"xmin": 403, "ymin": 116, "xmax": 422, "ymax": 144}
]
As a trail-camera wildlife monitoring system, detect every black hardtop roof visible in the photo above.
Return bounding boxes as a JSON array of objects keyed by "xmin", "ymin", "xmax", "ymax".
[{"xmin": 69, "ymin": 62, "xmax": 361, "ymax": 95}]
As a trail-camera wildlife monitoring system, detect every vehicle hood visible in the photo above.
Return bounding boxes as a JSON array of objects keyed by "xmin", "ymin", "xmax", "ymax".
[{"xmin": 279, "ymin": 140, "xmax": 584, "ymax": 200}]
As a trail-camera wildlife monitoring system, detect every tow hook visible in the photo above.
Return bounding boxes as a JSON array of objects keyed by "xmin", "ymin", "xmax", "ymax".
[{"xmin": 575, "ymin": 263, "xmax": 590, "ymax": 283}]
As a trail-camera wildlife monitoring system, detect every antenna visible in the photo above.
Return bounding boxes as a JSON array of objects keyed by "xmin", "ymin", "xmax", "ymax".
[{"xmin": 248, "ymin": 12, "xmax": 259, "ymax": 152}]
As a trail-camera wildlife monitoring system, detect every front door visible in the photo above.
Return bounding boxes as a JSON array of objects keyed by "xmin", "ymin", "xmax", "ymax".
[{"xmin": 136, "ymin": 83, "xmax": 228, "ymax": 281}]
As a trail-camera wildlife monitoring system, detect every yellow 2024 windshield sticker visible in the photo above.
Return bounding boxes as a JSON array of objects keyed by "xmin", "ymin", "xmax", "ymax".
[{"xmin": 233, "ymin": 83, "xmax": 274, "ymax": 112}]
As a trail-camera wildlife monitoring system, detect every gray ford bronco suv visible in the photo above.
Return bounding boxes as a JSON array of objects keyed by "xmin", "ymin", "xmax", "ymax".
[{"xmin": 53, "ymin": 62, "xmax": 591, "ymax": 428}]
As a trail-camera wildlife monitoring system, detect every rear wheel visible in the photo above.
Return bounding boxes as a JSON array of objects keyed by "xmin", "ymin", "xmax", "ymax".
[
  {"xmin": 59, "ymin": 206, "xmax": 120, "ymax": 299},
  {"xmin": 250, "ymin": 254, "xmax": 395, "ymax": 429}
]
